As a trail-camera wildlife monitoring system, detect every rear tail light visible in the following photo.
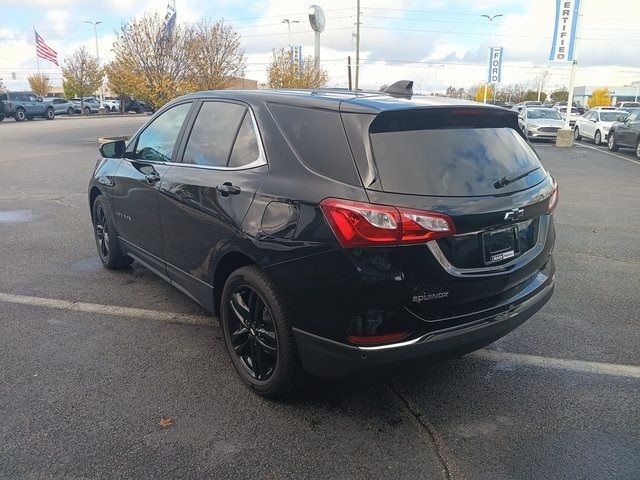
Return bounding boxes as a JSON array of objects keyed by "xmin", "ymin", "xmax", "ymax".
[
  {"xmin": 320, "ymin": 198, "xmax": 456, "ymax": 247},
  {"xmin": 548, "ymin": 178, "xmax": 559, "ymax": 213}
]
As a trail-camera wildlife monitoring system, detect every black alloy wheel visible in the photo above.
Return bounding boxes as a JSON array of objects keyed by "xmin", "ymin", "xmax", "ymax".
[
  {"xmin": 221, "ymin": 266, "xmax": 302, "ymax": 396},
  {"xmin": 67, "ymin": 107, "xmax": 75, "ymax": 115},
  {"xmin": 94, "ymin": 203, "xmax": 110, "ymax": 261},
  {"xmin": 227, "ymin": 285, "xmax": 278, "ymax": 381},
  {"xmin": 14, "ymin": 109, "xmax": 25, "ymax": 122},
  {"xmin": 92, "ymin": 196, "xmax": 132, "ymax": 269}
]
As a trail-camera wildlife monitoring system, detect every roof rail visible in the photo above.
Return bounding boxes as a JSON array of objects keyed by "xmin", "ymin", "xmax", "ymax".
[{"xmin": 383, "ymin": 80, "xmax": 413, "ymax": 98}]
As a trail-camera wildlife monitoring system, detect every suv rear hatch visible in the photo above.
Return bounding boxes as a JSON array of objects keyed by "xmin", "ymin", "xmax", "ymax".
[{"xmin": 341, "ymin": 106, "xmax": 557, "ymax": 323}]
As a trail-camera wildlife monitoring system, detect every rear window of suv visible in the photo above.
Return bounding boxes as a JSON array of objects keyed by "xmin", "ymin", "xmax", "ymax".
[{"xmin": 369, "ymin": 108, "xmax": 546, "ymax": 196}]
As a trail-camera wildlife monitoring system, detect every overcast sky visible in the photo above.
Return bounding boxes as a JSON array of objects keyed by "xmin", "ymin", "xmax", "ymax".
[{"xmin": 1, "ymin": 0, "xmax": 639, "ymax": 94}]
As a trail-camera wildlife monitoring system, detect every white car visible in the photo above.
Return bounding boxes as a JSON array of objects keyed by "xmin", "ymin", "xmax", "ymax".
[
  {"xmin": 574, "ymin": 110, "xmax": 628, "ymax": 145},
  {"xmin": 555, "ymin": 106, "xmax": 581, "ymax": 126},
  {"xmin": 102, "ymin": 99, "xmax": 121, "ymax": 112}
]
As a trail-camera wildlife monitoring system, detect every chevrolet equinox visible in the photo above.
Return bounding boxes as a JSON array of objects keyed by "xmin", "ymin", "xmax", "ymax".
[{"xmin": 89, "ymin": 84, "xmax": 557, "ymax": 396}]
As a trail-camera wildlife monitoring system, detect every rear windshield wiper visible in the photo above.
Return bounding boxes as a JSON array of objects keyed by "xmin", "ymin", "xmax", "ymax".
[{"xmin": 494, "ymin": 166, "xmax": 540, "ymax": 189}]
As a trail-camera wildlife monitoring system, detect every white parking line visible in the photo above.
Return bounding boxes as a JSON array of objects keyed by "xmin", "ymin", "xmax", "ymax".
[
  {"xmin": 474, "ymin": 349, "xmax": 640, "ymax": 380},
  {"xmin": 2, "ymin": 292, "xmax": 639, "ymax": 379},
  {"xmin": 573, "ymin": 142, "xmax": 640, "ymax": 166},
  {"xmin": 0, "ymin": 292, "xmax": 214, "ymax": 327}
]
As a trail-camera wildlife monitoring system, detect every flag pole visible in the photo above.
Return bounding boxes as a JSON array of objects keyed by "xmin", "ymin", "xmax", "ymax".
[{"xmin": 34, "ymin": 26, "xmax": 41, "ymax": 75}]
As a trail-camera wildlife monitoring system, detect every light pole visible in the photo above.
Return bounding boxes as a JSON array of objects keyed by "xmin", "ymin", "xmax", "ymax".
[
  {"xmin": 84, "ymin": 20, "xmax": 104, "ymax": 111},
  {"xmin": 281, "ymin": 19, "xmax": 299, "ymax": 46},
  {"xmin": 481, "ymin": 14, "xmax": 502, "ymax": 103}
]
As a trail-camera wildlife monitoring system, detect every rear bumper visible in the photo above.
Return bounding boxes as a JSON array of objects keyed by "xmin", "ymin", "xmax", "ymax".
[{"xmin": 293, "ymin": 279, "xmax": 554, "ymax": 379}]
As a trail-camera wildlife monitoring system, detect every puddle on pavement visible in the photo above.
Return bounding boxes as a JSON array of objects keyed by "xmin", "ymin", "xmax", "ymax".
[{"xmin": 0, "ymin": 210, "xmax": 42, "ymax": 223}]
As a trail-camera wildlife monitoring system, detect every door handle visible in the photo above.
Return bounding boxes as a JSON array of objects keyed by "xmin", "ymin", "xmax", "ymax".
[
  {"xmin": 144, "ymin": 172, "xmax": 161, "ymax": 184},
  {"xmin": 216, "ymin": 182, "xmax": 241, "ymax": 196}
]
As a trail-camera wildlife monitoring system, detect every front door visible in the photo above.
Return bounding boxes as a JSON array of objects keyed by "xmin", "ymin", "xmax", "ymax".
[
  {"xmin": 111, "ymin": 101, "xmax": 193, "ymax": 273},
  {"xmin": 159, "ymin": 100, "xmax": 268, "ymax": 310}
]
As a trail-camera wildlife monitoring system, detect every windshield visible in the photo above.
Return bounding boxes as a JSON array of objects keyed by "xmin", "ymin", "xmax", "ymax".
[
  {"xmin": 369, "ymin": 127, "xmax": 546, "ymax": 197},
  {"xmin": 528, "ymin": 109, "xmax": 562, "ymax": 120},
  {"xmin": 601, "ymin": 112, "xmax": 624, "ymax": 121}
]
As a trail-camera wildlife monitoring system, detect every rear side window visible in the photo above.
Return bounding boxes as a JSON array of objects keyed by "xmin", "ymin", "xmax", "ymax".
[
  {"xmin": 228, "ymin": 114, "xmax": 260, "ymax": 168},
  {"xmin": 369, "ymin": 109, "xmax": 545, "ymax": 197},
  {"xmin": 268, "ymin": 104, "xmax": 361, "ymax": 185},
  {"xmin": 183, "ymin": 102, "xmax": 246, "ymax": 167}
]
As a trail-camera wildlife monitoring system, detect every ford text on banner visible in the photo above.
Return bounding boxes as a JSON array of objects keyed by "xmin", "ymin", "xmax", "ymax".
[
  {"xmin": 549, "ymin": 0, "xmax": 581, "ymax": 61},
  {"xmin": 487, "ymin": 47, "xmax": 503, "ymax": 84}
]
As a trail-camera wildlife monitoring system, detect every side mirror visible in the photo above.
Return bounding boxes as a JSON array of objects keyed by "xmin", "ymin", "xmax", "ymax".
[
  {"xmin": 99, "ymin": 140, "xmax": 126, "ymax": 159},
  {"xmin": 617, "ymin": 115, "xmax": 627, "ymax": 122}
]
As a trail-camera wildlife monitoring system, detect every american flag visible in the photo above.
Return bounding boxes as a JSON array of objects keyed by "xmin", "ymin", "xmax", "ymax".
[{"xmin": 34, "ymin": 29, "xmax": 59, "ymax": 66}]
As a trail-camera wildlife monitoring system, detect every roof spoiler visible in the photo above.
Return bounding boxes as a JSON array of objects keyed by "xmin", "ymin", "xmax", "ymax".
[{"xmin": 383, "ymin": 80, "xmax": 413, "ymax": 98}]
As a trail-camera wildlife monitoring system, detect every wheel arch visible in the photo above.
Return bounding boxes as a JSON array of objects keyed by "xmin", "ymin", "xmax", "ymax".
[
  {"xmin": 89, "ymin": 186, "xmax": 102, "ymax": 220},
  {"xmin": 212, "ymin": 250, "xmax": 257, "ymax": 316}
]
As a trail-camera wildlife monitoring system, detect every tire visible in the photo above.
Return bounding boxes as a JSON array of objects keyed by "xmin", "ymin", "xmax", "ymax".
[
  {"xmin": 45, "ymin": 108, "xmax": 55, "ymax": 120},
  {"xmin": 111, "ymin": 106, "xmax": 117, "ymax": 112},
  {"xmin": 67, "ymin": 107, "xmax": 75, "ymax": 116},
  {"xmin": 221, "ymin": 266, "xmax": 302, "ymax": 397},
  {"xmin": 574, "ymin": 127, "xmax": 582, "ymax": 141},
  {"xmin": 0, "ymin": 115, "xmax": 4, "ymax": 122},
  {"xmin": 14, "ymin": 108, "xmax": 25, "ymax": 122},
  {"xmin": 84, "ymin": 107, "xmax": 91, "ymax": 115},
  {"xmin": 608, "ymin": 131, "xmax": 619, "ymax": 151},
  {"xmin": 636, "ymin": 140, "xmax": 640, "ymax": 160},
  {"xmin": 92, "ymin": 196, "xmax": 133, "ymax": 269},
  {"xmin": 594, "ymin": 130, "xmax": 601, "ymax": 146}
]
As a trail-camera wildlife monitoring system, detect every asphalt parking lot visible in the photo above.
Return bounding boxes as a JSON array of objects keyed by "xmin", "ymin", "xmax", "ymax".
[{"xmin": 1, "ymin": 117, "xmax": 638, "ymax": 480}]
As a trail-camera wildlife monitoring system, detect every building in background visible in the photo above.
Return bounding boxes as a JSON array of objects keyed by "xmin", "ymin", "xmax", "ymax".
[{"xmin": 573, "ymin": 82, "xmax": 640, "ymax": 106}]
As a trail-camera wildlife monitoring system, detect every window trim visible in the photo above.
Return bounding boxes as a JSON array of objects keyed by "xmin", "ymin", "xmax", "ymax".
[{"xmin": 175, "ymin": 99, "xmax": 267, "ymax": 171}]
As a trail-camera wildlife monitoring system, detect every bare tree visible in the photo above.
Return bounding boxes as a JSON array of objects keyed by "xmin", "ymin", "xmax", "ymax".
[
  {"xmin": 189, "ymin": 20, "xmax": 247, "ymax": 91},
  {"xmin": 267, "ymin": 48, "xmax": 329, "ymax": 89},
  {"xmin": 61, "ymin": 46, "xmax": 102, "ymax": 113}
]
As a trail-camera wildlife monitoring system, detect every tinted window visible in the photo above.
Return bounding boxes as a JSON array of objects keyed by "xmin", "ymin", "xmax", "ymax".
[
  {"xmin": 370, "ymin": 127, "xmax": 545, "ymax": 196},
  {"xmin": 228, "ymin": 113, "xmax": 260, "ymax": 168},
  {"xmin": 269, "ymin": 104, "xmax": 360, "ymax": 185},
  {"xmin": 183, "ymin": 102, "xmax": 246, "ymax": 167},
  {"xmin": 627, "ymin": 111, "xmax": 640, "ymax": 122},
  {"xmin": 134, "ymin": 102, "xmax": 192, "ymax": 162}
]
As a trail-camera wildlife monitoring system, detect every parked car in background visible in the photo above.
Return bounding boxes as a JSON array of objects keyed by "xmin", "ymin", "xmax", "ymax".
[
  {"xmin": 44, "ymin": 97, "xmax": 76, "ymax": 116},
  {"xmin": 89, "ymin": 87, "xmax": 557, "ymax": 396},
  {"xmin": 555, "ymin": 106, "xmax": 581, "ymax": 127},
  {"xmin": 103, "ymin": 98, "xmax": 120, "ymax": 112},
  {"xmin": 608, "ymin": 110, "xmax": 640, "ymax": 158},
  {"xmin": 589, "ymin": 106, "xmax": 617, "ymax": 111},
  {"xmin": 121, "ymin": 97, "xmax": 146, "ymax": 114},
  {"xmin": 71, "ymin": 97, "xmax": 101, "ymax": 114},
  {"xmin": 518, "ymin": 107, "xmax": 565, "ymax": 140},
  {"xmin": 0, "ymin": 91, "xmax": 55, "ymax": 121},
  {"xmin": 616, "ymin": 101, "xmax": 639, "ymax": 109},
  {"xmin": 574, "ymin": 109, "xmax": 628, "ymax": 145}
]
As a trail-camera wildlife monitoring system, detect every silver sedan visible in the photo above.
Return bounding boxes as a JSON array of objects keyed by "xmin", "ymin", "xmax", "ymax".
[{"xmin": 518, "ymin": 107, "xmax": 566, "ymax": 140}]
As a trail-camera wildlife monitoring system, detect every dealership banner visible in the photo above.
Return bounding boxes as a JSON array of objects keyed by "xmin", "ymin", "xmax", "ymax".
[
  {"xmin": 549, "ymin": 0, "xmax": 581, "ymax": 61},
  {"xmin": 487, "ymin": 47, "xmax": 503, "ymax": 84}
]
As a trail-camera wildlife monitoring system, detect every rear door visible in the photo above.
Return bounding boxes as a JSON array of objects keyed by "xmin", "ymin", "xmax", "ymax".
[
  {"xmin": 618, "ymin": 111, "xmax": 640, "ymax": 147},
  {"xmin": 111, "ymin": 101, "xmax": 193, "ymax": 274},
  {"xmin": 346, "ymin": 107, "xmax": 556, "ymax": 317},
  {"xmin": 159, "ymin": 100, "xmax": 267, "ymax": 309}
]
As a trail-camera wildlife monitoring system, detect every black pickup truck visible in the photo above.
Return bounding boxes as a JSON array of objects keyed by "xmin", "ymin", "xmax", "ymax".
[{"xmin": 0, "ymin": 91, "xmax": 55, "ymax": 122}]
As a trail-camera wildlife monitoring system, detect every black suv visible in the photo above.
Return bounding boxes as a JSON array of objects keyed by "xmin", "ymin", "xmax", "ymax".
[
  {"xmin": 89, "ymin": 86, "xmax": 557, "ymax": 396},
  {"xmin": 0, "ymin": 91, "xmax": 55, "ymax": 121}
]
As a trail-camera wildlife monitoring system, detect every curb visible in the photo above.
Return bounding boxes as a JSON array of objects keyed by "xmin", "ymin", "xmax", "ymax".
[{"xmin": 59, "ymin": 113, "xmax": 150, "ymax": 120}]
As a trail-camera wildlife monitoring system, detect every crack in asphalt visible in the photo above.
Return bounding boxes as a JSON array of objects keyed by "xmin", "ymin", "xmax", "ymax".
[{"xmin": 388, "ymin": 381, "xmax": 455, "ymax": 480}]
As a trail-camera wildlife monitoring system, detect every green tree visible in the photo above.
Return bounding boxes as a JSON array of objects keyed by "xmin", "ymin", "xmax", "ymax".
[
  {"xmin": 550, "ymin": 89, "xmax": 569, "ymax": 102},
  {"xmin": 588, "ymin": 88, "xmax": 611, "ymax": 108},
  {"xmin": 61, "ymin": 46, "xmax": 103, "ymax": 113},
  {"xmin": 267, "ymin": 48, "xmax": 329, "ymax": 89},
  {"xmin": 523, "ymin": 90, "xmax": 546, "ymax": 102},
  {"xmin": 62, "ymin": 80, "xmax": 77, "ymax": 99}
]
